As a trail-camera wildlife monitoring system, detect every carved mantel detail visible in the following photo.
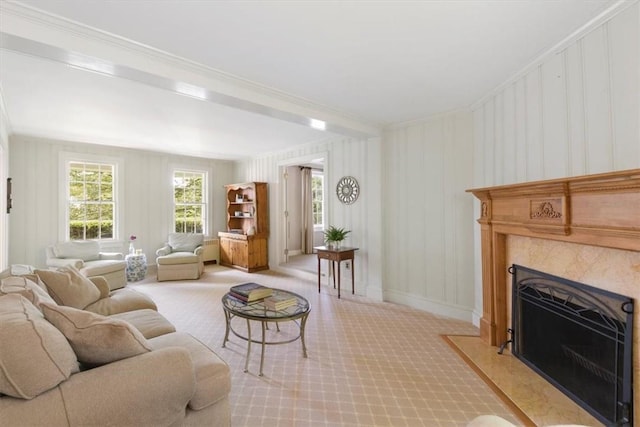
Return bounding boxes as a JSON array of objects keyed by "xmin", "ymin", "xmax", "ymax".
[{"xmin": 530, "ymin": 200, "xmax": 561, "ymax": 219}]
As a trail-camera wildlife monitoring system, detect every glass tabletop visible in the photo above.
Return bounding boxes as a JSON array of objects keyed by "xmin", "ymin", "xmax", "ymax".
[{"xmin": 222, "ymin": 288, "xmax": 310, "ymax": 320}]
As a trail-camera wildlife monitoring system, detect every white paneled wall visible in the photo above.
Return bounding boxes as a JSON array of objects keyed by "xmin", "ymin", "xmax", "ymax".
[
  {"xmin": 382, "ymin": 112, "xmax": 475, "ymax": 321},
  {"xmin": 0, "ymin": 101, "xmax": 9, "ymax": 270},
  {"xmin": 8, "ymin": 136, "xmax": 233, "ymax": 268},
  {"xmin": 235, "ymin": 136, "xmax": 384, "ymax": 299},
  {"xmin": 473, "ymin": 3, "xmax": 639, "ymax": 187},
  {"xmin": 471, "ymin": 3, "xmax": 639, "ymax": 325}
]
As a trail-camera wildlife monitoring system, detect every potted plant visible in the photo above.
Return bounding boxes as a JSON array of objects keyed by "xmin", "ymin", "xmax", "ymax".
[{"xmin": 323, "ymin": 226, "xmax": 350, "ymax": 249}]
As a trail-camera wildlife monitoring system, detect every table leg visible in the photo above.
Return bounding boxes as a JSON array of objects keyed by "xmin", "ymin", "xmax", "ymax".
[
  {"xmin": 222, "ymin": 309, "xmax": 230, "ymax": 348},
  {"xmin": 259, "ymin": 321, "xmax": 266, "ymax": 376},
  {"xmin": 300, "ymin": 313, "xmax": 309, "ymax": 358},
  {"xmin": 352, "ymin": 256, "xmax": 355, "ymax": 295},
  {"xmin": 337, "ymin": 261, "xmax": 341, "ymax": 298},
  {"xmin": 244, "ymin": 318, "xmax": 251, "ymax": 373},
  {"xmin": 331, "ymin": 261, "xmax": 336, "ymax": 289},
  {"xmin": 317, "ymin": 255, "xmax": 321, "ymax": 293}
]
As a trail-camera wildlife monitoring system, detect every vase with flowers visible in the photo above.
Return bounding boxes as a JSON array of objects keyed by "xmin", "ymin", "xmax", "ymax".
[{"xmin": 129, "ymin": 235, "xmax": 136, "ymax": 254}]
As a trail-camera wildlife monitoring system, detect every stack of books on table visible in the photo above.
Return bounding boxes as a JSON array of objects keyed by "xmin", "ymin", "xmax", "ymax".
[
  {"xmin": 263, "ymin": 294, "xmax": 297, "ymax": 311},
  {"xmin": 229, "ymin": 282, "xmax": 273, "ymax": 303}
]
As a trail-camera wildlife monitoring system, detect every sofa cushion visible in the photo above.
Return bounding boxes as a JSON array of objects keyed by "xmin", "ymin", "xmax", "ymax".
[
  {"xmin": 54, "ymin": 240, "xmax": 100, "ymax": 262},
  {"xmin": 41, "ymin": 303, "xmax": 152, "ymax": 366},
  {"xmin": 0, "ymin": 294, "xmax": 79, "ymax": 399},
  {"xmin": 168, "ymin": 233, "xmax": 203, "ymax": 253},
  {"xmin": 81, "ymin": 259, "xmax": 127, "ymax": 277},
  {"xmin": 84, "ymin": 288, "xmax": 157, "ymax": 316},
  {"xmin": 157, "ymin": 252, "xmax": 200, "ymax": 265},
  {"xmin": 111, "ymin": 309, "xmax": 176, "ymax": 339},
  {"xmin": 35, "ymin": 266, "xmax": 101, "ymax": 309},
  {"xmin": 149, "ymin": 332, "xmax": 231, "ymax": 410}
]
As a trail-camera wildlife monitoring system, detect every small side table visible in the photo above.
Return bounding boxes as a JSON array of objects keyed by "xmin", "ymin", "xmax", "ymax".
[
  {"xmin": 314, "ymin": 246, "xmax": 359, "ymax": 298},
  {"xmin": 125, "ymin": 253, "xmax": 147, "ymax": 282}
]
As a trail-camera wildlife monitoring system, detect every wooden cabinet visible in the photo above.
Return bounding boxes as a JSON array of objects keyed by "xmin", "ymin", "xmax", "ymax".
[{"xmin": 218, "ymin": 182, "xmax": 268, "ymax": 272}]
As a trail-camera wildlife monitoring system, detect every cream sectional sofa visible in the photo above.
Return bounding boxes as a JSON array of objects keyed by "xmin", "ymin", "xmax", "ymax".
[{"xmin": 0, "ymin": 269, "xmax": 231, "ymax": 427}]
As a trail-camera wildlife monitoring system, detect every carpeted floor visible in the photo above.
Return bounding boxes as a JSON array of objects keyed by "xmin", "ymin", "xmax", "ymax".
[{"xmin": 130, "ymin": 264, "xmax": 520, "ymax": 426}]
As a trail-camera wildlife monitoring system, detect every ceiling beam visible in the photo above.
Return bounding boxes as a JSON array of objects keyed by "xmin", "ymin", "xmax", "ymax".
[{"xmin": 0, "ymin": 2, "xmax": 381, "ymax": 140}]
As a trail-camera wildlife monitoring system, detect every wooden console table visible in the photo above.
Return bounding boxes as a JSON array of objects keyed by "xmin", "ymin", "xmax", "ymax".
[{"xmin": 314, "ymin": 246, "xmax": 359, "ymax": 298}]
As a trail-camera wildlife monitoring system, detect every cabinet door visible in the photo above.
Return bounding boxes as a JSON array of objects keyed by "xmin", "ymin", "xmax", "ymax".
[
  {"xmin": 247, "ymin": 238, "xmax": 267, "ymax": 269},
  {"xmin": 220, "ymin": 238, "xmax": 232, "ymax": 265},
  {"xmin": 232, "ymin": 240, "xmax": 248, "ymax": 268}
]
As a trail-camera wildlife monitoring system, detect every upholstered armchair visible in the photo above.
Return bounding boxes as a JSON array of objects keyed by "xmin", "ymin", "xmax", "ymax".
[
  {"xmin": 46, "ymin": 240, "xmax": 127, "ymax": 290},
  {"xmin": 155, "ymin": 233, "xmax": 205, "ymax": 281}
]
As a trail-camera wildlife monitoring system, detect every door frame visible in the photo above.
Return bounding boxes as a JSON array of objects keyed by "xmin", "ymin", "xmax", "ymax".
[{"xmin": 276, "ymin": 152, "xmax": 328, "ymax": 267}]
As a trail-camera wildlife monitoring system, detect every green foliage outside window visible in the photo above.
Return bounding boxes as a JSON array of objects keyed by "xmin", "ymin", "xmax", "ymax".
[
  {"xmin": 174, "ymin": 171, "xmax": 206, "ymax": 233},
  {"xmin": 312, "ymin": 175, "xmax": 323, "ymax": 226},
  {"xmin": 68, "ymin": 162, "xmax": 115, "ymax": 240}
]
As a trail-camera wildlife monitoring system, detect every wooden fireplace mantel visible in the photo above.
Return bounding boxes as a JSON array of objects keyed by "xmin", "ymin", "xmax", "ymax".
[{"xmin": 467, "ymin": 169, "xmax": 640, "ymax": 345}]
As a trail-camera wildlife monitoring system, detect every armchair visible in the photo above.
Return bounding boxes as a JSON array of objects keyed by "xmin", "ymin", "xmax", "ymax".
[
  {"xmin": 156, "ymin": 233, "xmax": 205, "ymax": 281},
  {"xmin": 46, "ymin": 240, "xmax": 127, "ymax": 290}
]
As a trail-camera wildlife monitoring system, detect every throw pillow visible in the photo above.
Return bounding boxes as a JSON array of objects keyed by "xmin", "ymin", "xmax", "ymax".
[
  {"xmin": 0, "ymin": 276, "xmax": 57, "ymax": 309},
  {"xmin": 35, "ymin": 266, "xmax": 101, "ymax": 309},
  {"xmin": 0, "ymin": 294, "xmax": 79, "ymax": 399},
  {"xmin": 41, "ymin": 303, "xmax": 152, "ymax": 366}
]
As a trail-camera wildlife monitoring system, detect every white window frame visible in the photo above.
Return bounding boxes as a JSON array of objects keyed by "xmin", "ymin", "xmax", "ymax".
[
  {"xmin": 59, "ymin": 152, "xmax": 123, "ymax": 242},
  {"xmin": 172, "ymin": 168, "xmax": 208, "ymax": 235},
  {"xmin": 312, "ymin": 170, "xmax": 324, "ymax": 231}
]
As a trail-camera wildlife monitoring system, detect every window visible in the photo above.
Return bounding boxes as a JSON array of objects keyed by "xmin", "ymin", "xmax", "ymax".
[
  {"xmin": 311, "ymin": 172, "xmax": 324, "ymax": 227},
  {"xmin": 173, "ymin": 170, "xmax": 207, "ymax": 234},
  {"xmin": 67, "ymin": 162, "xmax": 115, "ymax": 240}
]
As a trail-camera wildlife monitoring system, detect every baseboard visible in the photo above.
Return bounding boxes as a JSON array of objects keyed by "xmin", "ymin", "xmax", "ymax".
[{"xmin": 383, "ymin": 289, "xmax": 474, "ymax": 323}]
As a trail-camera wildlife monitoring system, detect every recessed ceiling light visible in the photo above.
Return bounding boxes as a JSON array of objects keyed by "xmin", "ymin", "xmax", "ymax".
[{"xmin": 310, "ymin": 118, "xmax": 326, "ymax": 131}]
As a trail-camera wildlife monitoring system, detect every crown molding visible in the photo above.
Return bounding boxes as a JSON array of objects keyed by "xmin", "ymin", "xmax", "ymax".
[{"xmin": 0, "ymin": 1, "xmax": 381, "ymax": 138}]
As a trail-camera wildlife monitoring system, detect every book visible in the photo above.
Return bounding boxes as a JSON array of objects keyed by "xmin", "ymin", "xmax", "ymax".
[
  {"xmin": 228, "ymin": 292, "xmax": 263, "ymax": 305},
  {"xmin": 263, "ymin": 294, "xmax": 297, "ymax": 311},
  {"xmin": 229, "ymin": 283, "xmax": 273, "ymax": 302}
]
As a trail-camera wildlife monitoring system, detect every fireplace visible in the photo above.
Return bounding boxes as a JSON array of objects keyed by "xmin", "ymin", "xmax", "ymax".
[
  {"xmin": 467, "ymin": 169, "xmax": 640, "ymax": 423},
  {"xmin": 510, "ymin": 264, "xmax": 634, "ymax": 425}
]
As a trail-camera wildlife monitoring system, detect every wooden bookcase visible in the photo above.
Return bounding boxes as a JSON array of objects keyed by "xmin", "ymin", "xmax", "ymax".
[{"xmin": 218, "ymin": 182, "xmax": 269, "ymax": 272}]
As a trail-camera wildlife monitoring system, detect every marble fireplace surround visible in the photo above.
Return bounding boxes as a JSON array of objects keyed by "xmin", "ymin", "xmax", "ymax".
[{"xmin": 468, "ymin": 168, "xmax": 640, "ymax": 422}]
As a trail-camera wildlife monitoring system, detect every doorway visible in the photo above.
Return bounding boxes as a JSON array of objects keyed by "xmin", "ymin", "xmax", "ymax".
[{"xmin": 277, "ymin": 154, "xmax": 326, "ymax": 276}]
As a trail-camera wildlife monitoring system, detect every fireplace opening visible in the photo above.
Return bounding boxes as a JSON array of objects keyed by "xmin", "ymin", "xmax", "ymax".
[{"xmin": 509, "ymin": 264, "xmax": 634, "ymax": 426}]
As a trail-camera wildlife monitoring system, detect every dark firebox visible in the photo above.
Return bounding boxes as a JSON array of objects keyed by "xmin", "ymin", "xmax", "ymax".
[{"xmin": 507, "ymin": 264, "xmax": 633, "ymax": 426}]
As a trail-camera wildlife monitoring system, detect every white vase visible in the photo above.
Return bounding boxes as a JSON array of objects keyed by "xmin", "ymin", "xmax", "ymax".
[{"xmin": 129, "ymin": 242, "xmax": 135, "ymax": 255}]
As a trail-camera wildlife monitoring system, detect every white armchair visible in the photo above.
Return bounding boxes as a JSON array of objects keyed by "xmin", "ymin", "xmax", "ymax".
[
  {"xmin": 155, "ymin": 233, "xmax": 205, "ymax": 281},
  {"xmin": 46, "ymin": 241, "xmax": 127, "ymax": 290}
]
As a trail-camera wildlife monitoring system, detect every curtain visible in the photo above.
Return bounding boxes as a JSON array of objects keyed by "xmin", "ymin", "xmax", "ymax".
[{"xmin": 300, "ymin": 167, "xmax": 314, "ymax": 254}]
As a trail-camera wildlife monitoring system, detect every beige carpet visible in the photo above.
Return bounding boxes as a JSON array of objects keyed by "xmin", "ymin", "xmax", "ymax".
[{"xmin": 131, "ymin": 265, "xmax": 520, "ymax": 426}]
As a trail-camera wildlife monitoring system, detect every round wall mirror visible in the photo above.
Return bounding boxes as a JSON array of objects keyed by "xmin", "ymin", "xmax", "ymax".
[{"xmin": 336, "ymin": 176, "xmax": 359, "ymax": 205}]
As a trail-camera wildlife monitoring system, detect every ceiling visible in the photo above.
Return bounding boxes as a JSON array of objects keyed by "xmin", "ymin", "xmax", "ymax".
[{"xmin": 0, "ymin": 0, "xmax": 619, "ymax": 160}]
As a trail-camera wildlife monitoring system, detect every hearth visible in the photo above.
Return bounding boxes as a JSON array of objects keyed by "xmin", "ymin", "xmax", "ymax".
[{"xmin": 507, "ymin": 265, "xmax": 634, "ymax": 426}]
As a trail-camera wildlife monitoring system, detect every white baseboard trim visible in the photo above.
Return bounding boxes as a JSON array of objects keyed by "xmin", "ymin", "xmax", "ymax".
[
  {"xmin": 287, "ymin": 249, "xmax": 303, "ymax": 257},
  {"xmin": 383, "ymin": 289, "xmax": 474, "ymax": 323}
]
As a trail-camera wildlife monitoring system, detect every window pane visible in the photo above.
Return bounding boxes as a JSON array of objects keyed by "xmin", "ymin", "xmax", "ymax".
[
  {"xmin": 311, "ymin": 174, "xmax": 324, "ymax": 226},
  {"xmin": 85, "ymin": 183, "xmax": 100, "ymax": 201},
  {"xmin": 173, "ymin": 170, "xmax": 206, "ymax": 235},
  {"xmin": 67, "ymin": 161, "xmax": 116, "ymax": 241},
  {"xmin": 69, "ymin": 182, "xmax": 84, "ymax": 200}
]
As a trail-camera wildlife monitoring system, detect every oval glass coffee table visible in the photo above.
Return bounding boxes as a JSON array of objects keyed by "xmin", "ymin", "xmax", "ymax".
[{"xmin": 221, "ymin": 288, "xmax": 310, "ymax": 376}]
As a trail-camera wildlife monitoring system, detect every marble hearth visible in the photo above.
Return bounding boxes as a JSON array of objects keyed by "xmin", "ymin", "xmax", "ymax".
[{"xmin": 468, "ymin": 169, "xmax": 640, "ymax": 424}]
